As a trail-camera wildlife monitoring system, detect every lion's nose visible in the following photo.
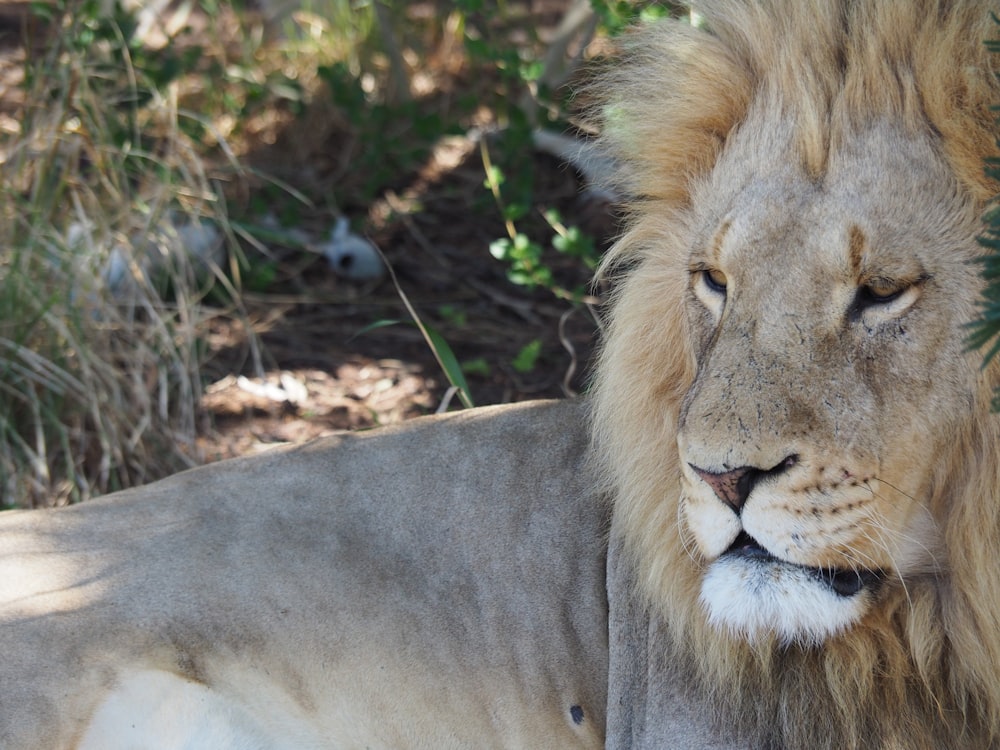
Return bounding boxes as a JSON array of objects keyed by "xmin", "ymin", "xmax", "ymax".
[{"xmin": 690, "ymin": 455, "xmax": 798, "ymax": 513}]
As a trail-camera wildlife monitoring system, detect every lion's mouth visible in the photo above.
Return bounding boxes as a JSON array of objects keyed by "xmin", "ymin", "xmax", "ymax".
[{"xmin": 723, "ymin": 532, "xmax": 882, "ymax": 598}]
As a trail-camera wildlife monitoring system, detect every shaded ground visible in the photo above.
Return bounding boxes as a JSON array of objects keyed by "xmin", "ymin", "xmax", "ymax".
[
  {"xmin": 195, "ymin": 137, "xmax": 613, "ymax": 459},
  {"xmin": 176, "ymin": 0, "xmax": 620, "ymax": 460}
]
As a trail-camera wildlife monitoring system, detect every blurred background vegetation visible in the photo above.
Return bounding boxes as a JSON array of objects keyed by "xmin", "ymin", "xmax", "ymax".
[
  {"xmin": 4, "ymin": 1, "xmax": 997, "ymax": 509},
  {"xmin": 0, "ymin": 0, "xmax": 678, "ymax": 507}
]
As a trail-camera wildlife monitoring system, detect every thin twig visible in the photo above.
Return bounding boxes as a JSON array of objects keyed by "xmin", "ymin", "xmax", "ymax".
[{"xmin": 558, "ymin": 307, "xmax": 579, "ymax": 397}]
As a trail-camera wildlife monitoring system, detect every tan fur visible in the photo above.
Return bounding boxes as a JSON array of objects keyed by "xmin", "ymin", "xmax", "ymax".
[
  {"xmin": 593, "ymin": 1, "xmax": 1000, "ymax": 748},
  {"xmin": 0, "ymin": 400, "xmax": 611, "ymax": 749}
]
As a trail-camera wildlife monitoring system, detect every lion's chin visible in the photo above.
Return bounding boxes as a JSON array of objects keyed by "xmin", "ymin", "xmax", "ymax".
[{"xmin": 699, "ymin": 535, "xmax": 880, "ymax": 647}]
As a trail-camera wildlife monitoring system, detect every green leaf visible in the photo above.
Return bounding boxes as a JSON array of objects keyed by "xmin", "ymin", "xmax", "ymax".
[
  {"xmin": 512, "ymin": 339, "xmax": 542, "ymax": 373},
  {"xmin": 507, "ymin": 270, "xmax": 536, "ymax": 287},
  {"xmin": 519, "ymin": 60, "xmax": 544, "ymax": 82},
  {"xmin": 422, "ymin": 322, "xmax": 475, "ymax": 407},
  {"xmin": 461, "ymin": 357, "xmax": 491, "ymax": 376},
  {"xmin": 483, "ymin": 164, "xmax": 505, "ymax": 189},
  {"xmin": 503, "ymin": 202, "xmax": 529, "ymax": 222},
  {"xmin": 489, "ymin": 238, "xmax": 512, "ymax": 260}
]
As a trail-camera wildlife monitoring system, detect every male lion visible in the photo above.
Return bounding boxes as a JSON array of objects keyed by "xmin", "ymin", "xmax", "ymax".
[{"xmin": 3, "ymin": 1, "xmax": 1000, "ymax": 748}]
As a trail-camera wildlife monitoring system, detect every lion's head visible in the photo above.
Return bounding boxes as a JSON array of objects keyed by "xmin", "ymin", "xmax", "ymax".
[{"xmin": 592, "ymin": 1, "xmax": 1000, "ymax": 746}]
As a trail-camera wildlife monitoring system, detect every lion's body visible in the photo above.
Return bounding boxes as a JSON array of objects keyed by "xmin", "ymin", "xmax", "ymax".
[
  {"xmin": 5, "ymin": 1, "xmax": 1000, "ymax": 748},
  {"xmin": 1, "ymin": 400, "xmax": 616, "ymax": 749}
]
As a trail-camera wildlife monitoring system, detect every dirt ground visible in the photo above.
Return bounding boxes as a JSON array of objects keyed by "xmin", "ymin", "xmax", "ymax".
[
  {"xmin": 183, "ymin": 1, "xmax": 619, "ymax": 460},
  {"xmin": 195, "ymin": 142, "xmax": 614, "ymax": 460}
]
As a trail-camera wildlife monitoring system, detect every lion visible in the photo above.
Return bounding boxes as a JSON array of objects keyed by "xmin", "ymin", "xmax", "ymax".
[
  {"xmin": 595, "ymin": 1, "xmax": 1000, "ymax": 747},
  {"xmin": 2, "ymin": 1, "xmax": 1000, "ymax": 748}
]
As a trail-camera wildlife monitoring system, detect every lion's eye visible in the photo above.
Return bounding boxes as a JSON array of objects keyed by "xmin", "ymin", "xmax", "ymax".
[
  {"xmin": 691, "ymin": 266, "xmax": 729, "ymax": 316},
  {"xmin": 700, "ymin": 268, "xmax": 728, "ymax": 295},
  {"xmin": 858, "ymin": 283, "xmax": 906, "ymax": 306},
  {"xmin": 849, "ymin": 277, "xmax": 924, "ymax": 324}
]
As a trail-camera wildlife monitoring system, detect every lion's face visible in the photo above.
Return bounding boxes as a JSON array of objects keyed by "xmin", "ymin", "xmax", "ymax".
[{"xmin": 676, "ymin": 119, "xmax": 982, "ymax": 645}]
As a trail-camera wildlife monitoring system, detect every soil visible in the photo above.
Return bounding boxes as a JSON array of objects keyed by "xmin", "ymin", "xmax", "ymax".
[
  {"xmin": 183, "ymin": 1, "xmax": 620, "ymax": 461},
  {"xmin": 195, "ymin": 140, "xmax": 615, "ymax": 460}
]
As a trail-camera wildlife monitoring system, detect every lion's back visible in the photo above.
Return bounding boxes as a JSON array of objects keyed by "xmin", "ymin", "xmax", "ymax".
[{"xmin": 0, "ymin": 399, "xmax": 611, "ymax": 749}]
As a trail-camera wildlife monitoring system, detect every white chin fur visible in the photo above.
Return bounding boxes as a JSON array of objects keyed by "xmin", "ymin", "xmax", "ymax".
[{"xmin": 700, "ymin": 555, "xmax": 870, "ymax": 647}]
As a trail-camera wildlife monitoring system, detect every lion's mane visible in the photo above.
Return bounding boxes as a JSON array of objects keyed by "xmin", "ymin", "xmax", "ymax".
[{"xmin": 591, "ymin": 2, "xmax": 1000, "ymax": 747}]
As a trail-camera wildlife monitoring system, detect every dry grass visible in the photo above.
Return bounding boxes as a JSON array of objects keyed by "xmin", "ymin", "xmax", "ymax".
[
  {"xmin": 0, "ymin": 0, "xmax": 246, "ymax": 507},
  {"xmin": 0, "ymin": 0, "xmax": 440, "ymax": 507}
]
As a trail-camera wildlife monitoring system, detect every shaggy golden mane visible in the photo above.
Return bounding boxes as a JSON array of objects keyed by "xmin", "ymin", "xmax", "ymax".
[
  {"xmin": 592, "ymin": 1, "xmax": 1000, "ymax": 747},
  {"xmin": 598, "ymin": 0, "xmax": 999, "ymax": 206}
]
